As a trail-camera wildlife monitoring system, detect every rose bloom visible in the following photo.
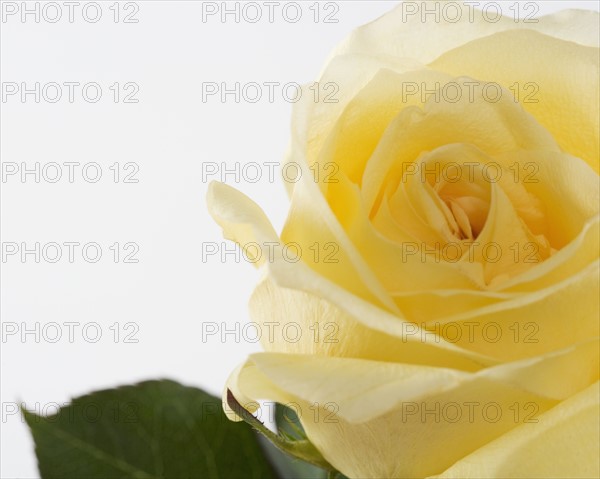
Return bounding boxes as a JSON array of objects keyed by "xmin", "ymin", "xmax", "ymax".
[{"xmin": 208, "ymin": 3, "xmax": 599, "ymax": 478}]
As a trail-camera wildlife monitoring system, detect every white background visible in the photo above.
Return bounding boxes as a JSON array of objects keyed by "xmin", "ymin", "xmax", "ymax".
[{"xmin": 1, "ymin": 1, "xmax": 597, "ymax": 477}]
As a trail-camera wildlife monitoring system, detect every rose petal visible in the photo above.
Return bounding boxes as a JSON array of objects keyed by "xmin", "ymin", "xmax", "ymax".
[
  {"xmin": 224, "ymin": 344, "xmax": 596, "ymax": 478},
  {"xmin": 431, "ymin": 29, "xmax": 599, "ymax": 171},
  {"xmin": 432, "ymin": 381, "xmax": 600, "ymax": 479}
]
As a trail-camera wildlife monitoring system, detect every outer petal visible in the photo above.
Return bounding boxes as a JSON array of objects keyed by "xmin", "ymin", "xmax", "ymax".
[
  {"xmin": 430, "ymin": 30, "xmax": 600, "ymax": 171},
  {"xmin": 425, "ymin": 260, "xmax": 600, "ymax": 361},
  {"xmin": 432, "ymin": 381, "xmax": 600, "ymax": 479},
  {"xmin": 224, "ymin": 345, "xmax": 597, "ymax": 479},
  {"xmin": 336, "ymin": 5, "xmax": 599, "ymax": 65},
  {"xmin": 249, "ymin": 276, "xmax": 491, "ymax": 371},
  {"xmin": 281, "ymin": 162, "xmax": 399, "ymax": 312}
]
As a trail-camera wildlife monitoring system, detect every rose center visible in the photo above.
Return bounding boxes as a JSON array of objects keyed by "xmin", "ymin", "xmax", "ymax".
[{"xmin": 430, "ymin": 167, "xmax": 491, "ymax": 241}]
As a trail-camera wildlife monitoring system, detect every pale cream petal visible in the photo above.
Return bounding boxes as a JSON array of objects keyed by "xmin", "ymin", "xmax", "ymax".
[
  {"xmin": 225, "ymin": 347, "xmax": 596, "ymax": 478},
  {"xmin": 431, "ymin": 29, "xmax": 599, "ymax": 171},
  {"xmin": 249, "ymin": 276, "xmax": 492, "ymax": 371},
  {"xmin": 392, "ymin": 215, "xmax": 598, "ymax": 324},
  {"xmin": 206, "ymin": 181, "xmax": 279, "ymax": 267},
  {"xmin": 493, "ymin": 151, "xmax": 599, "ymax": 251},
  {"xmin": 427, "ymin": 260, "xmax": 599, "ymax": 360},
  {"xmin": 479, "ymin": 340, "xmax": 599, "ymax": 401},
  {"xmin": 501, "ymin": 216, "xmax": 599, "ymax": 292},
  {"xmin": 313, "ymin": 68, "xmax": 454, "ymax": 187},
  {"xmin": 336, "ymin": 5, "xmax": 599, "ymax": 66},
  {"xmin": 392, "ymin": 288, "xmax": 519, "ymax": 324},
  {"xmin": 263, "ymin": 256, "xmax": 494, "ymax": 368},
  {"xmin": 433, "ymin": 381, "xmax": 600, "ymax": 479},
  {"xmin": 282, "ymin": 164, "xmax": 400, "ymax": 312}
]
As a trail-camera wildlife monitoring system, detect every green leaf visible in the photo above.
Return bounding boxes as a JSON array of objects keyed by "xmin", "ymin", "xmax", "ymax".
[{"xmin": 23, "ymin": 379, "xmax": 279, "ymax": 479}]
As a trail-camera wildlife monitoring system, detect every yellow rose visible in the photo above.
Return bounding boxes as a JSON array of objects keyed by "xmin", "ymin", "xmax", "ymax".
[{"xmin": 208, "ymin": 3, "xmax": 599, "ymax": 478}]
